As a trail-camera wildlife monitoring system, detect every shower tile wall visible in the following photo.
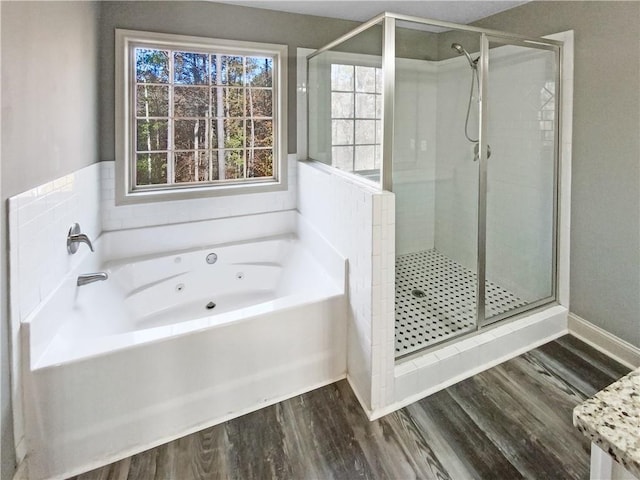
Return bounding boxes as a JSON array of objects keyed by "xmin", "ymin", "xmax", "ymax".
[
  {"xmin": 433, "ymin": 57, "xmax": 480, "ymax": 274},
  {"xmin": 394, "ymin": 59, "xmax": 437, "ymax": 256}
]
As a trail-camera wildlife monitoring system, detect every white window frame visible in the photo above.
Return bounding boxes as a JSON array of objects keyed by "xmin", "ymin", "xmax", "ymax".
[{"xmin": 115, "ymin": 29, "xmax": 288, "ymax": 204}]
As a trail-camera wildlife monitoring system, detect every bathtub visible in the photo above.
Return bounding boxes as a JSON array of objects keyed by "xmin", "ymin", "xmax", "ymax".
[{"xmin": 21, "ymin": 227, "xmax": 347, "ymax": 479}]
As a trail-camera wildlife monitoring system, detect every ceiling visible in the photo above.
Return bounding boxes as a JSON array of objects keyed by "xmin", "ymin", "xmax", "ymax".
[{"xmin": 212, "ymin": 1, "xmax": 529, "ymax": 25}]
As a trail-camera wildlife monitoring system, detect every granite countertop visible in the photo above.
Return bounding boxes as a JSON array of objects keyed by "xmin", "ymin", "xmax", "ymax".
[{"xmin": 573, "ymin": 368, "xmax": 640, "ymax": 477}]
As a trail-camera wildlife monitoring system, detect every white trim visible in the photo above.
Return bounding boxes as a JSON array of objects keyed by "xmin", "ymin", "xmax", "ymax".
[
  {"xmin": 568, "ymin": 313, "xmax": 640, "ymax": 369},
  {"xmin": 11, "ymin": 460, "xmax": 28, "ymax": 480},
  {"xmin": 346, "ymin": 374, "xmax": 375, "ymax": 419},
  {"xmin": 545, "ymin": 29, "xmax": 574, "ymax": 308},
  {"xmin": 115, "ymin": 29, "xmax": 288, "ymax": 205}
]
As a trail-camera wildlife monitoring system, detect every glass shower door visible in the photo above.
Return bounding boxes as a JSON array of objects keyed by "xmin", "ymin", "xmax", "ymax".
[
  {"xmin": 393, "ymin": 25, "xmax": 481, "ymax": 357},
  {"xmin": 481, "ymin": 36, "xmax": 559, "ymax": 325}
]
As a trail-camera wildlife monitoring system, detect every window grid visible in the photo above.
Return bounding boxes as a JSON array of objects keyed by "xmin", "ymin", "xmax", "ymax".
[
  {"xmin": 134, "ymin": 47, "xmax": 275, "ymax": 188},
  {"xmin": 330, "ymin": 64, "xmax": 382, "ymax": 173}
]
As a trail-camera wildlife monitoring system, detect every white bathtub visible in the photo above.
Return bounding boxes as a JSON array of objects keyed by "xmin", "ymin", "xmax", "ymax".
[{"xmin": 21, "ymin": 228, "xmax": 347, "ymax": 479}]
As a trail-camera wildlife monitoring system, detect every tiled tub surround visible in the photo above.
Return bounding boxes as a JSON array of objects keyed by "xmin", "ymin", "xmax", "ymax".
[
  {"xmin": 101, "ymin": 155, "xmax": 297, "ymax": 231},
  {"xmin": 21, "ymin": 214, "xmax": 346, "ymax": 480},
  {"xmin": 8, "ymin": 163, "xmax": 102, "ymax": 461},
  {"xmin": 574, "ymin": 369, "xmax": 640, "ymax": 479}
]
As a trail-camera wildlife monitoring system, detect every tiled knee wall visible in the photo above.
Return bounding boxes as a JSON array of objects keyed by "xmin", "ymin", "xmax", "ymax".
[{"xmin": 297, "ymin": 161, "xmax": 395, "ymax": 412}]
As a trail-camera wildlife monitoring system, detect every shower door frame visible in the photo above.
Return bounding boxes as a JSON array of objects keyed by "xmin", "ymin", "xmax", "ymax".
[
  {"xmin": 381, "ymin": 15, "xmax": 563, "ymax": 338},
  {"xmin": 479, "ymin": 34, "xmax": 562, "ymax": 327}
]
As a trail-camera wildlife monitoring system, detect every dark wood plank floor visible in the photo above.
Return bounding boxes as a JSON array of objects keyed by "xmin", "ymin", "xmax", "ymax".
[{"xmin": 70, "ymin": 335, "xmax": 630, "ymax": 480}]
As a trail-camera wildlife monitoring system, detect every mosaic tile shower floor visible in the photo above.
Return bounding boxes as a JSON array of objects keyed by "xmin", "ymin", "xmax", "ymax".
[{"xmin": 395, "ymin": 249, "xmax": 527, "ymax": 358}]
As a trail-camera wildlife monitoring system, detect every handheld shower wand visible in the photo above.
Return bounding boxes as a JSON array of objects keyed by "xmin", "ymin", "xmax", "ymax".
[
  {"xmin": 451, "ymin": 43, "xmax": 478, "ymax": 69},
  {"xmin": 451, "ymin": 43, "xmax": 483, "ymax": 156}
]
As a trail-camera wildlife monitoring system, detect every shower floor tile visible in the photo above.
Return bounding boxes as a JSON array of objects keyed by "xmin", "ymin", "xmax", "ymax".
[{"xmin": 395, "ymin": 249, "xmax": 527, "ymax": 358}]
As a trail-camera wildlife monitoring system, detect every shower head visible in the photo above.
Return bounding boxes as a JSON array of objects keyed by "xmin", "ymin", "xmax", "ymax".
[{"xmin": 451, "ymin": 43, "xmax": 478, "ymax": 69}]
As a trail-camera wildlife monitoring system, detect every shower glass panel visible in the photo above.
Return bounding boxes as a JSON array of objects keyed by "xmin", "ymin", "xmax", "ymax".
[
  {"xmin": 393, "ymin": 21, "xmax": 482, "ymax": 358},
  {"xmin": 482, "ymin": 37, "xmax": 559, "ymax": 325},
  {"xmin": 308, "ymin": 21, "xmax": 383, "ymax": 184}
]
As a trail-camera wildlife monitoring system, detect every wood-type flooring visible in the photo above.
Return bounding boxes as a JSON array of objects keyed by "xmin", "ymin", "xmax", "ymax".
[{"xmin": 70, "ymin": 335, "xmax": 630, "ymax": 480}]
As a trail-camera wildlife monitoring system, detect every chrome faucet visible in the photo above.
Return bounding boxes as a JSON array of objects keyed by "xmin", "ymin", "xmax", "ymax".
[
  {"xmin": 67, "ymin": 223, "xmax": 94, "ymax": 253},
  {"xmin": 77, "ymin": 272, "xmax": 108, "ymax": 287}
]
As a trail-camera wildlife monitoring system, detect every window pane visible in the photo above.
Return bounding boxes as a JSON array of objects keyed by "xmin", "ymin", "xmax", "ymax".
[
  {"xmin": 136, "ymin": 85, "xmax": 168, "ymax": 117},
  {"xmin": 209, "ymin": 122, "xmax": 218, "ymax": 148},
  {"xmin": 211, "ymin": 87, "xmax": 223, "ymax": 117},
  {"xmin": 210, "ymin": 151, "xmax": 220, "ymax": 181},
  {"xmin": 246, "ymin": 120, "xmax": 273, "ymax": 147},
  {"xmin": 245, "ymin": 89, "xmax": 272, "ymax": 117},
  {"xmin": 126, "ymin": 36, "xmax": 282, "ymax": 194},
  {"xmin": 223, "ymin": 119, "xmax": 244, "ymax": 148},
  {"xmin": 174, "ymin": 86, "xmax": 210, "ymax": 117},
  {"xmin": 331, "ymin": 92, "xmax": 353, "ymax": 118},
  {"xmin": 375, "ymin": 68, "xmax": 383, "ymax": 93},
  {"xmin": 219, "ymin": 56, "xmax": 243, "ymax": 86},
  {"xmin": 246, "ymin": 57, "xmax": 273, "ymax": 87},
  {"xmin": 174, "ymin": 52, "xmax": 209, "ymax": 85},
  {"xmin": 331, "ymin": 64, "xmax": 353, "ymax": 91},
  {"xmin": 247, "ymin": 148, "xmax": 273, "ymax": 178},
  {"xmin": 136, "ymin": 119, "xmax": 168, "ymax": 151},
  {"xmin": 356, "ymin": 66, "xmax": 376, "ymax": 93},
  {"xmin": 136, "ymin": 48, "xmax": 169, "ymax": 83},
  {"xmin": 175, "ymin": 119, "xmax": 208, "ymax": 150},
  {"xmin": 222, "ymin": 88, "xmax": 244, "ymax": 117},
  {"xmin": 355, "ymin": 145, "xmax": 375, "ymax": 170},
  {"xmin": 136, "ymin": 153, "xmax": 167, "ymax": 185},
  {"xmin": 332, "ymin": 120, "xmax": 353, "ymax": 145},
  {"xmin": 355, "ymin": 120, "xmax": 376, "ymax": 144},
  {"xmin": 355, "ymin": 93, "xmax": 376, "ymax": 118},
  {"xmin": 332, "ymin": 146, "xmax": 353, "ymax": 171},
  {"xmin": 224, "ymin": 150, "xmax": 245, "ymax": 179},
  {"xmin": 375, "ymin": 95, "xmax": 383, "ymax": 118},
  {"xmin": 175, "ymin": 151, "xmax": 209, "ymax": 183}
]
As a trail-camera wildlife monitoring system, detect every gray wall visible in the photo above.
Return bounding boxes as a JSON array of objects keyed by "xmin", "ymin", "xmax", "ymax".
[
  {"xmin": 473, "ymin": 1, "xmax": 640, "ymax": 346},
  {"xmin": 1, "ymin": 1, "xmax": 639, "ymax": 477},
  {"xmin": 1, "ymin": 2, "xmax": 100, "ymax": 478}
]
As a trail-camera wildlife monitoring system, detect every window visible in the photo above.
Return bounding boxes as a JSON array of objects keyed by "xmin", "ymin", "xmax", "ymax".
[
  {"xmin": 330, "ymin": 64, "xmax": 382, "ymax": 173},
  {"xmin": 116, "ymin": 30, "xmax": 287, "ymax": 203}
]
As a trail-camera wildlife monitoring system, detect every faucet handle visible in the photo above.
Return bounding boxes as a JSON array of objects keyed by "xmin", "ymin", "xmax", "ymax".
[{"xmin": 67, "ymin": 223, "xmax": 94, "ymax": 254}]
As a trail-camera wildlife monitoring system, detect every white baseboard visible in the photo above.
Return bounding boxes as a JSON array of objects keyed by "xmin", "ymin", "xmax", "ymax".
[{"xmin": 568, "ymin": 313, "xmax": 640, "ymax": 369}]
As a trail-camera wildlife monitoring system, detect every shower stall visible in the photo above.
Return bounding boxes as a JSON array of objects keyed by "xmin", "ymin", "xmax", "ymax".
[{"xmin": 306, "ymin": 13, "xmax": 564, "ymax": 361}]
